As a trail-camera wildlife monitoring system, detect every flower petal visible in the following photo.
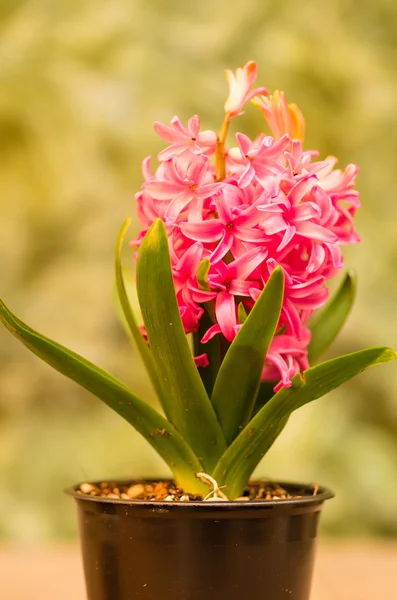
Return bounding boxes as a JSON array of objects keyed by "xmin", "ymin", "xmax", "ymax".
[
  {"xmin": 180, "ymin": 220, "xmax": 224, "ymax": 242},
  {"xmin": 215, "ymin": 292, "xmax": 237, "ymax": 342}
]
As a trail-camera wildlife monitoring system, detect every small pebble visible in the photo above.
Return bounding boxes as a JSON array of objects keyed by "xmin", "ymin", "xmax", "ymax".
[
  {"xmin": 80, "ymin": 483, "xmax": 96, "ymax": 495},
  {"xmin": 207, "ymin": 497, "xmax": 228, "ymax": 502},
  {"xmin": 127, "ymin": 484, "xmax": 145, "ymax": 499},
  {"xmin": 165, "ymin": 495, "xmax": 174, "ymax": 501}
]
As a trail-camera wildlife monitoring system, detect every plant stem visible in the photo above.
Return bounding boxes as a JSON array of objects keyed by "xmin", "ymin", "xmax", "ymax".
[{"xmin": 215, "ymin": 113, "xmax": 231, "ymax": 181}]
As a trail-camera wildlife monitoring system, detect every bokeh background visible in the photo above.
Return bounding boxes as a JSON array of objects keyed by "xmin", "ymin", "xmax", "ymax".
[{"xmin": 1, "ymin": 0, "xmax": 397, "ymax": 543}]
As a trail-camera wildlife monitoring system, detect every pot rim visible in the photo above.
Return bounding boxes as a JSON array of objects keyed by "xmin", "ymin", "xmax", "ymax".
[{"xmin": 65, "ymin": 478, "xmax": 334, "ymax": 508}]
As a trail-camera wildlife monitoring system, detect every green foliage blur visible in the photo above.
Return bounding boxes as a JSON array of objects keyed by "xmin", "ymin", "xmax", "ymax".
[{"xmin": 1, "ymin": 0, "xmax": 397, "ymax": 542}]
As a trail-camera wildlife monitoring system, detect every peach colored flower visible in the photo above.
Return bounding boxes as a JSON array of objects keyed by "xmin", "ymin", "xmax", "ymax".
[
  {"xmin": 224, "ymin": 61, "xmax": 268, "ymax": 118},
  {"xmin": 253, "ymin": 90, "xmax": 305, "ymax": 141}
]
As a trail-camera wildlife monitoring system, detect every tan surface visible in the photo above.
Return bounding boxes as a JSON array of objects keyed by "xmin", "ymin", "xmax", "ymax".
[{"xmin": 0, "ymin": 543, "xmax": 396, "ymax": 599}]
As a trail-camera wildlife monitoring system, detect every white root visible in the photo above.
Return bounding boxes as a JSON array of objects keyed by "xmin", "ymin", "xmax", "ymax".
[{"xmin": 196, "ymin": 472, "xmax": 229, "ymax": 501}]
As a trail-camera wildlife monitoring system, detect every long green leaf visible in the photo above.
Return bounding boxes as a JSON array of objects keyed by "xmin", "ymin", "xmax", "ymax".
[
  {"xmin": 213, "ymin": 346, "xmax": 396, "ymax": 498},
  {"xmin": 136, "ymin": 219, "xmax": 226, "ymax": 471},
  {"xmin": 308, "ymin": 270, "xmax": 356, "ymax": 363},
  {"xmin": 0, "ymin": 299, "xmax": 207, "ymax": 495},
  {"xmin": 211, "ymin": 267, "xmax": 284, "ymax": 444},
  {"xmin": 115, "ymin": 218, "xmax": 165, "ymax": 404}
]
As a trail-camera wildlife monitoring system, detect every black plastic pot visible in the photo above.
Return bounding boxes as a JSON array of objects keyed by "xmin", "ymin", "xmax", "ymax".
[{"xmin": 67, "ymin": 480, "xmax": 333, "ymax": 600}]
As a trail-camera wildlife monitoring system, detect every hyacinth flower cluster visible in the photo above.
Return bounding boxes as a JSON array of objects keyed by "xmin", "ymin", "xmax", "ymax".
[
  {"xmin": 133, "ymin": 61, "xmax": 360, "ymax": 392},
  {"xmin": 1, "ymin": 62, "xmax": 395, "ymax": 499}
]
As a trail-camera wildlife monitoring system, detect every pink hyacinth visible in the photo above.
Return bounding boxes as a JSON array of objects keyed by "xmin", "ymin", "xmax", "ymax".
[
  {"xmin": 154, "ymin": 116, "xmax": 217, "ymax": 160},
  {"xmin": 224, "ymin": 61, "xmax": 268, "ymax": 118},
  {"xmin": 132, "ymin": 62, "xmax": 360, "ymax": 391}
]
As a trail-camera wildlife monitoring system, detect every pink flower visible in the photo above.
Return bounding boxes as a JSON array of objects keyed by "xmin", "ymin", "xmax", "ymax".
[
  {"xmin": 143, "ymin": 152, "xmax": 223, "ymax": 223},
  {"xmin": 262, "ymin": 332, "xmax": 310, "ymax": 392},
  {"xmin": 180, "ymin": 183, "xmax": 268, "ymax": 259},
  {"xmin": 154, "ymin": 116, "xmax": 217, "ymax": 160},
  {"xmin": 172, "ymin": 243, "xmax": 216, "ymax": 300},
  {"xmin": 201, "ymin": 247, "xmax": 267, "ymax": 342},
  {"xmin": 264, "ymin": 259, "xmax": 328, "ymax": 339},
  {"xmin": 253, "ymin": 90, "xmax": 306, "ymax": 141},
  {"xmin": 133, "ymin": 66, "xmax": 361, "ymax": 392},
  {"xmin": 224, "ymin": 61, "xmax": 268, "ymax": 118},
  {"xmin": 229, "ymin": 132, "xmax": 290, "ymax": 189},
  {"xmin": 258, "ymin": 175, "xmax": 339, "ymax": 251}
]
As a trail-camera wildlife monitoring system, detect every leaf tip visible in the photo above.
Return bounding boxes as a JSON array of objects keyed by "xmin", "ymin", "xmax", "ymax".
[
  {"xmin": 345, "ymin": 269, "xmax": 357, "ymax": 294},
  {"xmin": 380, "ymin": 347, "xmax": 397, "ymax": 363},
  {"xmin": 0, "ymin": 299, "xmax": 17, "ymax": 335}
]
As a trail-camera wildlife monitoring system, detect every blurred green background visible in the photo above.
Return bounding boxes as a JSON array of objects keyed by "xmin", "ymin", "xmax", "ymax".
[{"xmin": 1, "ymin": 0, "xmax": 397, "ymax": 542}]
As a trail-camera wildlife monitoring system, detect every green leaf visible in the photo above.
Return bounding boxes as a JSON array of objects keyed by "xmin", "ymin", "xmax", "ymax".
[
  {"xmin": 197, "ymin": 258, "xmax": 211, "ymax": 291},
  {"xmin": 308, "ymin": 270, "xmax": 356, "ymax": 363},
  {"xmin": 211, "ymin": 267, "xmax": 284, "ymax": 444},
  {"xmin": 0, "ymin": 299, "xmax": 208, "ymax": 494},
  {"xmin": 136, "ymin": 219, "xmax": 226, "ymax": 471},
  {"xmin": 237, "ymin": 302, "xmax": 248, "ymax": 324},
  {"xmin": 213, "ymin": 346, "xmax": 396, "ymax": 498},
  {"xmin": 115, "ymin": 218, "xmax": 165, "ymax": 405}
]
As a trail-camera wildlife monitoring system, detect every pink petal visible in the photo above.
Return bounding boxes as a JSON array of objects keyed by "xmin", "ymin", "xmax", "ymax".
[
  {"xmin": 296, "ymin": 221, "xmax": 338, "ymax": 243},
  {"xmin": 187, "ymin": 196, "xmax": 204, "ymax": 222},
  {"xmin": 180, "ymin": 220, "xmax": 224, "ymax": 242},
  {"xmin": 188, "ymin": 115, "xmax": 201, "ymax": 137},
  {"xmin": 154, "ymin": 120, "xmax": 182, "ymax": 143},
  {"xmin": 229, "ymin": 279, "xmax": 257, "ymax": 296},
  {"xmin": 307, "ymin": 243, "xmax": 327, "ymax": 273},
  {"xmin": 183, "ymin": 155, "xmax": 206, "ymax": 183},
  {"xmin": 264, "ymin": 351, "xmax": 293, "ymax": 389},
  {"xmin": 262, "ymin": 213, "xmax": 287, "ymax": 235},
  {"xmin": 325, "ymin": 243, "xmax": 343, "ymax": 269},
  {"xmin": 238, "ymin": 162, "xmax": 255, "ymax": 188},
  {"xmin": 293, "ymin": 202, "xmax": 321, "ymax": 221},
  {"xmin": 174, "ymin": 242, "xmax": 203, "ymax": 274},
  {"xmin": 194, "ymin": 353, "xmax": 209, "ymax": 368},
  {"xmin": 310, "ymin": 186, "xmax": 333, "ymax": 222},
  {"xmin": 171, "ymin": 116, "xmax": 189, "ymax": 135},
  {"xmin": 197, "ymin": 130, "xmax": 217, "ymax": 148},
  {"xmin": 288, "ymin": 175, "xmax": 317, "ymax": 205},
  {"xmin": 289, "ymin": 277, "xmax": 325, "ymax": 298},
  {"xmin": 211, "ymin": 231, "xmax": 234, "ymax": 263},
  {"xmin": 165, "ymin": 191, "xmax": 194, "ymax": 222},
  {"xmin": 142, "ymin": 156, "xmax": 154, "ymax": 181},
  {"xmin": 198, "ymin": 181, "xmax": 224, "ymax": 200},
  {"xmin": 143, "ymin": 180, "xmax": 183, "ymax": 200},
  {"xmin": 234, "ymin": 227, "xmax": 268, "ymax": 242},
  {"xmin": 282, "ymin": 299, "xmax": 303, "ymax": 338},
  {"xmin": 201, "ymin": 323, "xmax": 222, "ymax": 344},
  {"xmin": 277, "ymin": 224, "xmax": 297, "ymax": 251},
  {"xmin": 230, "ymin": 246, "xmax": 267, "ymax": 280},
  {"xmin": 158, "ymin": 142, "xmax": 192, "ymax": 161},
  {"xmin": 259, "ymin": 133, "xmax": 291, "ymax": 158},
  {"xmin": 215, "ymin": 291, "xmax": 237, "ymax": 342},
  {"xmin": 216, "ymin": 191, "xmax": 234, "ymax": 224},
  {"xmin": 236, "ymin": 132, "xmax": 252, "ymax": 156}
]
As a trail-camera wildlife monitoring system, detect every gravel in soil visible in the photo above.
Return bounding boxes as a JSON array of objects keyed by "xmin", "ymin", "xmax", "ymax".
[{"xmin": 76, "ymin": 480, "xmax": 319, "ymax": 502}]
